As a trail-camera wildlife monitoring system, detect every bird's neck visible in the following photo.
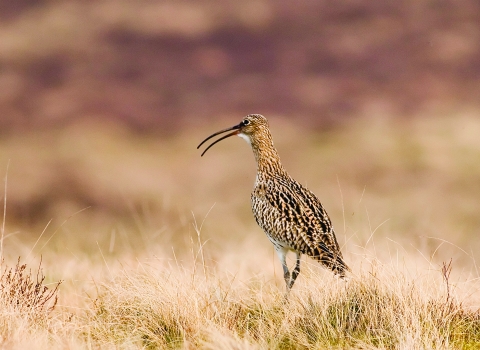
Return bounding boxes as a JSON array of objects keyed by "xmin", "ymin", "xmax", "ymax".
[{"xmin": 251, "ymin": 137, "xmax": 286, "ymax": 179}]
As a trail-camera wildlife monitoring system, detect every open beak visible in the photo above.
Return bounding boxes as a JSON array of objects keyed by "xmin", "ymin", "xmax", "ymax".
[{"xmin": 197, "ymin": 122, "xmax": 242, "ymax": 156}]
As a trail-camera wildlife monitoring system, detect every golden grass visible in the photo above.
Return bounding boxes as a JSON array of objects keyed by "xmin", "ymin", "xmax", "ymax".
[
  {"xmin": 1, "ymin": 254, "xmax": 479, "ymax": 349},
  {"xmin": 88, "ymin": 259, "xmax": 480, "ymax": 349},
  {"xmin": 0, "ymin": 115, "xmax": 479, "ymax": 348}
]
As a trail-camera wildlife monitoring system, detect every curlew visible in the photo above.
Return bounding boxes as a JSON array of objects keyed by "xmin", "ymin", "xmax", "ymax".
[{"xmin": 197, "ymin": 114, "xmax": 349, "ymax": 291}]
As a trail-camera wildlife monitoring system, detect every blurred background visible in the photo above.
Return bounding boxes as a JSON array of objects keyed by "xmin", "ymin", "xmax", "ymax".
[{"xmin": 0, "ymin": 0, "xmax": 479, "ymax": 274}]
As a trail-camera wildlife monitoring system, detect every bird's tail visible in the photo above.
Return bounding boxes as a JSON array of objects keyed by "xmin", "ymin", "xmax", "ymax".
[
  {"xmin": 311, "ymin": 245, "xmax": 351, "ymax": 279},
  {"xmin": 331, "ymin": 256, "xmax": 351, "ymax": 279}
]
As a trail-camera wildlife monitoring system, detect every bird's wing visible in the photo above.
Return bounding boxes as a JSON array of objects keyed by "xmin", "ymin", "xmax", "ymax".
[{"xmin": 264, "ymin": 177, "xmax": 347, "ymax": 270}]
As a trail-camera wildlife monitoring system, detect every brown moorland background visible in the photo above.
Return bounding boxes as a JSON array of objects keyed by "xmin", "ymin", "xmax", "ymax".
[
  {"xmin": 1, "ymin": 0, "xmax": 480, "ymax": 132},
  {"xmin": 0, "ymin": 1, "xmax": 480, "ymax": 348}
]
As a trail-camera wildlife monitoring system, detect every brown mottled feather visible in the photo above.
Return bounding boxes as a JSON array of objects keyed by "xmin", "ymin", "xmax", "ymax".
[
  {"xmin": 252, "ymin": 175, "xmax": 349, "ymax": 276},
  {"xmin": 198, "ymin": 114, "xmax": 349, "ymax": 290}
]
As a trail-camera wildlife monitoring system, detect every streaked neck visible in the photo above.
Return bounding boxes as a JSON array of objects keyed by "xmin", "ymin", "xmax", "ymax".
[{"xmin": 250, "ymin": 135, "xmax": 286, "ymax": 178}]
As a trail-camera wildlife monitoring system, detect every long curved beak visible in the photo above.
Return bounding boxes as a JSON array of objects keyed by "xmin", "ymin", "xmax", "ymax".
[{"xmin": 197, "ymin": 122, "xmax": 242, "ymax": 156}]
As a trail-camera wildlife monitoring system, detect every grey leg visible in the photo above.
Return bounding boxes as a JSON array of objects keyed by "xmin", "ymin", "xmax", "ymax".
[
  {"xmin": 289, "ymin": 252, "xmax": 301, "ymax": 289},
  {"xmin": 275, "ymin": 247, "xmax": 290, "ymax": 290}
]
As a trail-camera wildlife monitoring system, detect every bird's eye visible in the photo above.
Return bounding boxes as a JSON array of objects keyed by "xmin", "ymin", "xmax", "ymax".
[{"xmin": 243, "ymin": 120, "xmax": 250, "ymax": 126}]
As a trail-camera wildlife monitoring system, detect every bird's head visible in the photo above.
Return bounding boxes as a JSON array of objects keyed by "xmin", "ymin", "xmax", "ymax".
[{"xmin": 197, "ymin": 114, "xmax": 270, "ymax": 156}]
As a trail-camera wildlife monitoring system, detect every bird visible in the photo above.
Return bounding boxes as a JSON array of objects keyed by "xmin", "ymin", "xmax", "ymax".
[{"xmin": 197, "ymin": 114, "xmax": 349, "ymax": 291}]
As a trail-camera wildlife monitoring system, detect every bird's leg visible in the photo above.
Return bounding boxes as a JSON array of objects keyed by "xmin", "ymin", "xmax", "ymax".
[
  {"xmin": 288, "ymin": 252, "xmax": 301, "ymax": 289},
  {"xmin": 275, "ymin": 247, "xmax": 290, "ymax": 291}
]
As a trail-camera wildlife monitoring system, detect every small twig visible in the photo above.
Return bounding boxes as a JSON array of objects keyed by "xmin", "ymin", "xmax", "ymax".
[
  {"xmin": 191, "ymin": 203, "xmax": 216, "ymax": 282},
  {"xmin": 441, "ymin": 259, "xmax": 453, "ymax": 303},
  {"xmin": 1, "ymin": 160, "xmax": 10, "ymax": 265}
]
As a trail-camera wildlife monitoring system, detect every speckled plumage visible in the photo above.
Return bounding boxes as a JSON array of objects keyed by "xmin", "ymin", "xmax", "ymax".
[{"xmin": 198, "ymin": 114, "xmax": 349, "ymax": 290}]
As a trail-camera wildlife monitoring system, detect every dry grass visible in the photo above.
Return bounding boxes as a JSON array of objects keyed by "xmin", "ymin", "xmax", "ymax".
[
  {"xmin": 87, "ymin": 259, "xmax": 480, "ymax": 349},
  {"xmin": 0, "ymin": 116, "xmax": 479, "ymax": 348},
  {"xmin": 0, "ymin": 258, "xmax": 60, "ymax": 316},
  {"xmin": 0, "ymin": 258, "xmax": 61, "ymax": 348}
]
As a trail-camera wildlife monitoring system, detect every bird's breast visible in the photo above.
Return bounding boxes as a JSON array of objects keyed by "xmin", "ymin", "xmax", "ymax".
[
  {"xmin": 251, "ymin": 182, "xmax": 287, "ymax": 240},
  {"xmin": 253, "ymin": 183, "xmax": 267, "ymax": 198}
]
